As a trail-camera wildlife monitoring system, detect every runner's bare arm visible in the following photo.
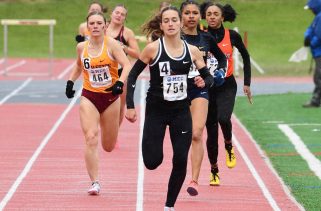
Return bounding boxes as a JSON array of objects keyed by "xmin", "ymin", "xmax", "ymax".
[
  {"xmin": 68, "ymin": 43, "xmax": 85, "ymax": 82},
  {"xmin": 123, "ymin": 27, "xmax": 140, "ymax": 59},
  {"xmin": 109, "ymin": 38, "xmax": 131, "ymax": 83}
]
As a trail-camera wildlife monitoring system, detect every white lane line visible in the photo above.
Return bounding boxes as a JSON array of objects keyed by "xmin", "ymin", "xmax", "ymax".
[
  {"xmin": 0, "ymin": 90, "xmax": 81, "ymax": 210},
  {"xmin": 0, "ymin": 77, "xmax": 32, "ymax": 105},
  {"xmin": 56, "ymin": 61, "xmax": 76, "ymax": 80},
  {"xmin": 233, "ymin": 27, "xmax": 265, "ymax": 74},
  {"xmin": 233, "ymin": 115, "xmax": 304, "ymax": 211},
  {"xmin": 287, "ymin": 123, "xmax": 321, "ymax": 126},
  {"xmin": 233, "ymin": 134, "xmax": 281, "ymax": 211},
  {"xmin": 263, "ymin": 121, "xmax": 321, "ymax": 126},
  {"xmin": 136, "ymin": 79, "xmax": 146, "ymax": 211},
  {"xmin": 278, "ymin": 124, "xmax": 321, "ymax": 180},
  {"xmin": 251, "ymin": 56, "xmax": 265, "ymax": 74},
  {"xmin": 262, "ymin": 121, "xmax": 285, "ymax": 124},
  {"xmin": 0, "ymin": 60, "xmax": 26, "ymax": 74}
]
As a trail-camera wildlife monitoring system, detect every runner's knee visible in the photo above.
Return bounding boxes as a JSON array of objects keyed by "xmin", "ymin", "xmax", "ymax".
[
  {"xmin": 143, "ymin": 155, "xmax": 163, "ymax": 170},
  {"xmin": 85, "ymin": 130, "xmax": 99, "ymax": 147},
  {"xmin": 192, "ymin": 126, "xmax": 204, "ymax": 142},
  {"xmin": 101, "ymin": 140, "xmax": 116, "ymax": 152}
]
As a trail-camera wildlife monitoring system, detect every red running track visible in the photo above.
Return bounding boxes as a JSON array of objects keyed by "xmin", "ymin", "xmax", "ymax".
[{"xmin": 0, "ymin": 58, "xmax": 303, "ymax": 210}]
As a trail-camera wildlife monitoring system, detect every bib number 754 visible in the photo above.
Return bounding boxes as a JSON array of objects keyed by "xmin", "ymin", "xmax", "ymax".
[{"xmin": 163, "ymin": 75, "xmax": 187, "ymax": 101}]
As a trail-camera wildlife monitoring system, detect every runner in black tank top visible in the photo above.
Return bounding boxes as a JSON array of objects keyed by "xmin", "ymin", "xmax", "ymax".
[
  {"xmin": 147, "ymin": 37, "xmax": 192, "ymax": 108},
  {"xmin": 144, "ymin": 38, "xmax": 194, "ymax": 209},
  {"xmin": 113, "ymin": 26, "xmax": 128, "ymax": 76},
  {"xmin": 105, "ymin": 4, "xmax": 140, "ymax": 127},
  {"xmin": 184, "ymin": 31, "xmax": 227, "ymax": 80},
  {"xmin": 115, "ymin": 26, "xmax": 128, "ymax": 47},
  {"xmin": 125, "ymin": 6, "xmax": 214, "ymax": 210},
  {"xmin": 180, "ymin": 0, "xmax": 227, "ymax": 196}
]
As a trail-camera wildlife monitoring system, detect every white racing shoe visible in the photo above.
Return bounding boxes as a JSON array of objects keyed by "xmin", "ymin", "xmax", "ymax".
[{"xmin": 88, "ymin": 181, "xmax": 101, "ymax": 195}]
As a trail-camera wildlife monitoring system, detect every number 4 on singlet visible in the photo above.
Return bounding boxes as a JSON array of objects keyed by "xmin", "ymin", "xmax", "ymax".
[{"xmin": 159, "ymin": 61, "xmax": 171, "ymax": 76}]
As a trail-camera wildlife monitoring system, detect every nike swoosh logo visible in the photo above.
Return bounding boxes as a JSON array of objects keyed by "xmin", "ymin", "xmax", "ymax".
[
  {"xmin": 222, "ymin": 44, "xmax": 228, "ymax": 47},
  {"xmin": 183, "ymin": 61, "xmax": 189, "ymax": 64},
  {"xmin": 108, "ymin": 97, "xmax": 117, "ymax": 102},
  {"xmin": 100, "ymin": 59, "xmax": 105, "ymax": 62},
  {"xmin": 182, "ymin": 131, "xmax": 188, "ymax": 134},
  {"xmin": 199, "ymin": 46, "xmax": 204, "ymax": 50},
  {"xmin": 200, "ymin": 92, "xmax": 207, "ymax": 95},
  {"xmin": 132, "ymin": 84, "xmax": 135, "ymax": 88}
]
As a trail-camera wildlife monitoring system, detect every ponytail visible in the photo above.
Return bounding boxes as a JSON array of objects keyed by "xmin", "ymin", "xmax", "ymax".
[
  {"xmin": 142, "ymin": 6, "xmax": 181, "ymax": 41},
  {"xmin": 200, "ymin": 1, "xmax": 238, "ymax": 23},
  {"xmin": 223, "ymin": 4, "xmax": 237, "ymax": 23},
  {"xmin": 141, "ymin": 13, "xmax": 162, "ymax": 41}
]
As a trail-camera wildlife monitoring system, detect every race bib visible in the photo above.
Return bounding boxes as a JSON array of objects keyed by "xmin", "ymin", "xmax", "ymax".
[
  {"xmin": 83, "ymin": 57, "xmax": 113, "ymax": 88},
  {"xmin": 188, "ymin": 63, "xmax": 200, "ymax": 78},
  {"xmin": 163, "ymin": 75, "xmax": 187, "ymax": 101},
  {"xmin": 207, "ymin": 54, "xmax": 218, "ymax": 76},
  {"xmin": 89, "ymin": 68, "xmax": 112, "ymax": 87}
]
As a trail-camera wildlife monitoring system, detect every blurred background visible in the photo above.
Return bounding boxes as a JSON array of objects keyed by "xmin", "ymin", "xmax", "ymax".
[{"xmin": 0, "ymin": 0, "xmax": 313, "ymax": 76}]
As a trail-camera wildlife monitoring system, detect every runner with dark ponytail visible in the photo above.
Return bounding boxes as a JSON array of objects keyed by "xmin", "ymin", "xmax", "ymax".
[
  {"xmin": 126, "ymin": 5, "xmax": 214, "ymax": 210},
  {"xmin": 201, "ymin": 1, "xmax": 252, "ymax": 186},
  {"xmin": 200, "ymin": 1, "xmax": 237, "ymax": 22},
  {"xmin": 179, "ymin": 0, "xmax": 227, "ymax": 196}
]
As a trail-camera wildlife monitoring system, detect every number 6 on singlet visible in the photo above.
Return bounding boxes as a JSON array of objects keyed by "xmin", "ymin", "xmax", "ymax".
[{"xmin": 163, "ymin": 75, "xmax": 187, "ymax": 101}]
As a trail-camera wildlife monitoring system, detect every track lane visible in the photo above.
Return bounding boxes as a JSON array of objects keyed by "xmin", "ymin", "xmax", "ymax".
[
  {"xmin": 3, "ymin": 104, "xmax": 141, "ymax": 211},
  {"xmin": 0, "ymin": 59, "xmax": 305, "ymax": 210}
]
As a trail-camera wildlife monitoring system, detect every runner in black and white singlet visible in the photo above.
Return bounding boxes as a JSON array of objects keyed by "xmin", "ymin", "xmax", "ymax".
[
  {"xmin": 146, "ymin": 36, "xmax": 192, "ymax": 107},
  {"xmin": 180, "ymin": 0, "xmax": 227, "ymax": 197},
  {"xmin": 125, "ymin": 6, "xmax": 214, "ymax": 211}
]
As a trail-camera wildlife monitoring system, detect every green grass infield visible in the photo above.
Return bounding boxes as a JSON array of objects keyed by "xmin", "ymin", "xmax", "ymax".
[{"xmin": 234, "ymin": 93, "xmax": 321, "ymax": 210}]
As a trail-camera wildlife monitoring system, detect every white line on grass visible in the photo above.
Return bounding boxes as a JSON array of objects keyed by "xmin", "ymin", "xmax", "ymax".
[
  {"xmin": 0, "ymin": 90, "xmax": 81, "ymax": 210},
  {"xmin": 0, "ymin": 77, "xmax": 32, "ymax": 105},
  {"xmin": 287, "ymin": 123, "xmax": 321, "ymax": 126},
  {"xmin": 263, "ymin": 121, "xmax": 321, "ymax": 126},
  {"xmin": 233, "ymin": 115, "xmax": 304, "ymax": 211},
  {"xmin": 233, "ymin": 27, "xmax": 265, "ymax": 74},
  {"xmin": 233, "ymin": 134, "xmax": 281, "ymax": 211},
  {"xmin": 250, "ymin": 57, "xmax": 265, "ymax": 74},
  {"xmin": 0, "ymin": 60, "xmax": 26, "ymax": 74},
  {"xmin": 56, "ymin": 61, "xmax": 76, "ymax": 79},
  {"xmin": 136, "ymin": 79, "xmax": 146, "ymax": 211},
  {"xmin": 278, "ymin": 124, "xmax": 321, "ymax": 180},
  {"xmin": 262, "ymin": 121, "xmax": 285, "ymax": 124}
]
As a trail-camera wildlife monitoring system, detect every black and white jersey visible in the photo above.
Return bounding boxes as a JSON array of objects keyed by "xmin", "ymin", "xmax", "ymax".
[
  {"xmin": 147, "ymin": 37, "xmax": 193, "ymax": 109},
  {"xmin": 183, "ymin": 31, "xmax": 227, "ymax": 78}
]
